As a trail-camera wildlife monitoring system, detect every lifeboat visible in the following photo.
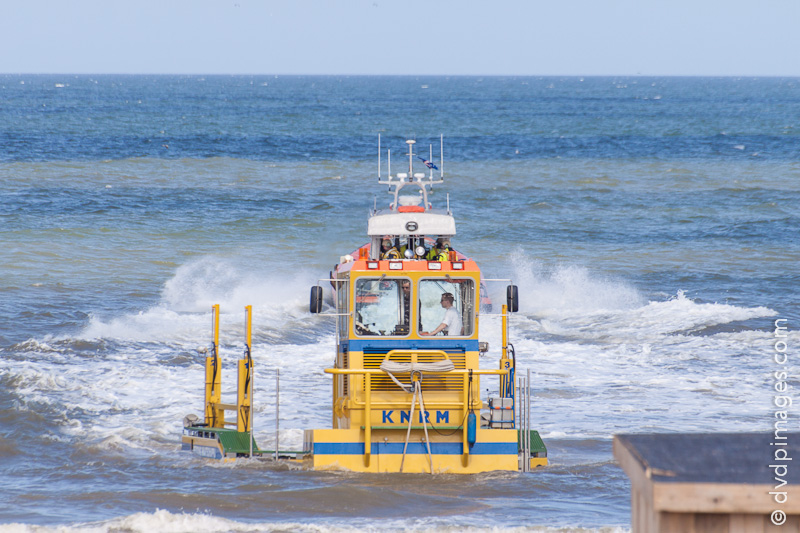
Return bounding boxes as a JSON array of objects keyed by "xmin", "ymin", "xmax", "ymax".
[
  {"xmin": 305, "ymin": 138, "xmax": 546, "ymax": 473},
  {"xmin": 181, "ymin": 137, "xmax": 547, "ymax": 473}
]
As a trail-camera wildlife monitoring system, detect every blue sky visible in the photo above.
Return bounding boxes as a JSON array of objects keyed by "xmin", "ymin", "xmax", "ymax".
[{"xmin": 2, "ymin": 0, "xmax": 799, "ymax": 75}]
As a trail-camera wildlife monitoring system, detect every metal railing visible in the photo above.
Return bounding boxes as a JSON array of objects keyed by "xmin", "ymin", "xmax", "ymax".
[{"xmin": 517, "ymin": 368, "xmax": 533, "ymax": 472}]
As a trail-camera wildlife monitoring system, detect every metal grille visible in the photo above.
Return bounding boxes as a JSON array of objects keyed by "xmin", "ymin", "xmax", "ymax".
[{"xmin": 362, "ymin": 350, "xmax": 467, "ymax": 392}]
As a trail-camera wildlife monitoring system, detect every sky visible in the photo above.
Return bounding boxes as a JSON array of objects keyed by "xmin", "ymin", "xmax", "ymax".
[{"xmin": 1, "ymin": 0, "xmax": 799, "ymax": 76}]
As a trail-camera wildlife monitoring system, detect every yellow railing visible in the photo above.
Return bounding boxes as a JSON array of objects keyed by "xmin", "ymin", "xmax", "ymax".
[
  {"xmin": 203, "ymin": 304, "xmax": 255, "ymax": 438},
  {"xmin": 499, "ymin": 303, "xmax": 514, "ymax": 398},
  {"xmin": 324, "ymin": 367, "xmax": 509, "ymax": 467}
]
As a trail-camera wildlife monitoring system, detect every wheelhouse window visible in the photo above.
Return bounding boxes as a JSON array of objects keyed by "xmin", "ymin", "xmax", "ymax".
[
  {"xmin": 419, "ymin": 278, "xmax": 475, "ymax": 337},
  {"xmin": 354, "ymin": 278, "xmax": 411, "ymax": 337}
]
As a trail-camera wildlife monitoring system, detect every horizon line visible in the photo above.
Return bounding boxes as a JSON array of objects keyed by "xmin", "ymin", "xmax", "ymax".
[{"xmin": 2, "ymin": 72, "xmax": 800, "ymax": 78}]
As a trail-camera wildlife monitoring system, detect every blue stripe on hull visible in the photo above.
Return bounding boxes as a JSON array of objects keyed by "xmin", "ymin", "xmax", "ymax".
[
  {"xmin": 191, "ymin": 445, "xmax": 223, "ymax": 459},
  {"xmin": 314, "ymin": 441, "xmax": 517, "ymax": 456},
  {"xmin": 468, "ymin": 442, "xmax": 518, "ymax": 455},
  {"xmin": 345, "ymin": 339, "xmax": 480, "ymax": 352}
]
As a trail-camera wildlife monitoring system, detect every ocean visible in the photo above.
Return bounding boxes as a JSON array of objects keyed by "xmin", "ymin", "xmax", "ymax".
[{"xmin": 0, "ymin": 75, "xmax": 798, "ymax": 532}]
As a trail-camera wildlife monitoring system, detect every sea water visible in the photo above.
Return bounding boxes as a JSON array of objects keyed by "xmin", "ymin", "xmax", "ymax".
[{"xmin": 1, "ymin": 75, "xmax": 798, "ymax": 532}]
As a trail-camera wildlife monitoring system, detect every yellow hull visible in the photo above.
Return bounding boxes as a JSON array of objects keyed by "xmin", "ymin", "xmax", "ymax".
[{"xmin": 305, "ymin": 428, "xmax": 546, "ymax": 474}]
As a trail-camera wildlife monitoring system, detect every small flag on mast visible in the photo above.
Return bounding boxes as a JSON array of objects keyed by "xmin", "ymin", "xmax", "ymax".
[{"xmin": 418, "ymin": 156, "xmax": 438, "ymax": 170}]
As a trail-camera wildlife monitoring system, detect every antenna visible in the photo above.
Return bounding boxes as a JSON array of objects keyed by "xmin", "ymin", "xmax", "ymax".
[
  {"xmin": 406, "ymin": 139, "xmax": 415, "ymax": 179},
  {"xmin": 378, "ymin": 138, "xmax": 443, "ymax": 189},
  {"xmin": 429, "ymin": 144, "xmax": 434, "ymax": 180},
  {"xmin": 378, "ymin": 134, "xmax": 381, "ymax": 180},
  {"xmin": 440, "ymin": 134, "xmax": 444, "ymax": 179}
]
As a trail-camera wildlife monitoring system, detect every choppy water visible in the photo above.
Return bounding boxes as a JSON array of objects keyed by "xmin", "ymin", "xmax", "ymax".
[{"xmin": 1, "ymin": 75, "xmax": 799, "ymax": 532}]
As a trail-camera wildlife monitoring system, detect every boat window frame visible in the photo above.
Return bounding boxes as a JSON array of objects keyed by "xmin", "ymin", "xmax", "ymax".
[
  {"xmin": 417, "ymin": 276, "xmax": 477, "ymax": 337},
  {"xmin": 336, "ymin": 274, "xmax": 350, "ymax": 340},
  {"xmin": 352, "ymin": 275, "xmax": 413, "ymax": 338}
]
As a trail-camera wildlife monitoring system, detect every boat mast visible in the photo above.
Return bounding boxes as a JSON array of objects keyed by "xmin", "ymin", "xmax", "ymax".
[
  {"xmin": 440, "ymin": 134, "xmax": 444, "ymax": 179},
  {"xmin": 406, "ymin": 139, "xmax": 415, "ymax": 181},
  {"xmin": 429, "ymin": 143, "xmax": 434, "ymax": 180}
]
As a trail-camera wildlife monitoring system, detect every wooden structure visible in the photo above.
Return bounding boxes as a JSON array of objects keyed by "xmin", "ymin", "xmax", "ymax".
[{"xmin": 614, "ymin": 433, "xmax": 800, "ymax": 532}]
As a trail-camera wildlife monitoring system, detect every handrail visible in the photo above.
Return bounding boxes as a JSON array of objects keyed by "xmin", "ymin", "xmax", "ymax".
[
  {"xmin": 324, "ymin": 368, "xmax": 508, "ymax": 375},
  {"xmin": 341, "ymin": 399, "xmax": 479, "ymax": 410},
  {"xmin": 384, "ymin": 349, "xmax": 450, "ymax": 361}
]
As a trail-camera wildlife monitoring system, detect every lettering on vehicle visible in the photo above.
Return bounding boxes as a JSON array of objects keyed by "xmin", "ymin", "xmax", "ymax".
[{"xmin": 381, "ymin": 410, "xmax": 450, "ymax": 424}]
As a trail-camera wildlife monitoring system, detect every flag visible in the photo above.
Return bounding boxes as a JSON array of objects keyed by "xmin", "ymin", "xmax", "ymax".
[{"xmin": 418, "ymin": 156, "xmax": 438, "ymax": 170}]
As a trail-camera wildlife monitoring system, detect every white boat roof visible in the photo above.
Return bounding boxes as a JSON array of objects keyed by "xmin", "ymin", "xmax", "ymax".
[{"xmin": 367, "ymin": 209, "xmax": 456, "ymax": 237}]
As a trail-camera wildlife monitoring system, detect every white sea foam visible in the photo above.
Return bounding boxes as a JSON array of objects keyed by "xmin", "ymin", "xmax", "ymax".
[
  {"xmin": 475, "ymin": 250, "xmax": 787, "ymax": 438},
  {"xmin": 504, "ymin": 250, "xmax": 774, "ymax": 338},
  {"xmin": 0, "ymin": 509, "xmax": 630, "ymax": 532},
  {"xmin": 3, "ymin": 250, "xmax": 788, "ymax": 454},
  {"xmin": 79, "ymin": 256, "xmax": 324, "ymax": 345},
  {"xmin": 2, "ymin": 329, "xmax": 335, "ymax": 456},
  {"xmin": 521, "ymin": 327, "xmax": 784, "ymax": 439},
  {"xmin": 532, "ymin": 289, "xmax": 776, "ymax": 344},
  {"xmin": 507, "ymin": 250, "xmax": 645, "ymax": 316}
]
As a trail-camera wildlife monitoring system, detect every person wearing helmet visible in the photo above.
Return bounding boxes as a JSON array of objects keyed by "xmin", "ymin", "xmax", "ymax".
[
  {"xmin": 381, "ymin": 237, "xmax": 401, "ymax": 259},
  {"xmin": 427, "ymin": 237, "xmax": 451, "ymax": 261}
]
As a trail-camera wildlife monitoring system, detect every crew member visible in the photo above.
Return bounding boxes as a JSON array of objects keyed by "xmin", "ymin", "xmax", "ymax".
[
  {"xmin": 381, "ymin": 237, "xmax": 401, "ymax": 259},
  {"xmin": 421, "ymin": 292, "xmax": 462, "ymax": 336},
  {"xmin": 427, "ymin": 237, "xmax": 451, "ymax": 261}
]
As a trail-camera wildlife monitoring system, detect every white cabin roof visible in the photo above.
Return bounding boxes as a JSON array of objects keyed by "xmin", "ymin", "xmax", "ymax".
[{"xmin": 367, "ymin": 209, "xmax": 456, "ymax": 237}]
